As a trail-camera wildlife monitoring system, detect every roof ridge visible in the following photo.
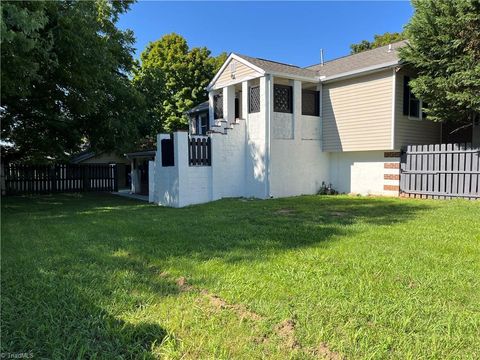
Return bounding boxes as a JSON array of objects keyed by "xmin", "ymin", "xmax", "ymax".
[
  {"xmin": 235, "ymin": 53, "xmax": 301, "ymax": 69},
  {"xmin": 255, "ymin": 58, "xmax": 300, "ymax": 68},
  {"xmin": 303, "ymin": 40, "xmax": 407, "ymax": 69}
]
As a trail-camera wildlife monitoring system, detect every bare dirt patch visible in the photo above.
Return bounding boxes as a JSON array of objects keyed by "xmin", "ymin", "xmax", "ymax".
[
  {"xmin": 176, "ymin": 276, "xmax": 193, "ymax": 292},
  {"xmin": 276, "ymin": 319, "xmax": 301, "ymax": 349},
  {"xmin": 331, "ymin": 211, "xmax": 347, "ymax": 217},
  {"xmin": 172, "ymin": 275, "xmax": 342, "ymax": 358},
  {"xmin": 171, "ymin": 275, "xmax": 262, "ymax": 321},
  {"xmin": 200, "ymin": 290, "xmax": 263, "ymax": 321},
  {"xmin": 275, "ymin": 319, "xmax": 343, "ymax": 359},
  {"xmin": 312, "ymin": 343, "xmax": 344, "ymax": 360}
]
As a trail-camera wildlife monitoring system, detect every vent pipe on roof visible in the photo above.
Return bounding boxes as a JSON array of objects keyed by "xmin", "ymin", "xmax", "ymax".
[
  {"xmin": 388, "ymin": 44, "xmax": 392, "ymax": 53},
  {"xmin": 320, "ymin": 49, "xmax": 324, "ymax": 66}
]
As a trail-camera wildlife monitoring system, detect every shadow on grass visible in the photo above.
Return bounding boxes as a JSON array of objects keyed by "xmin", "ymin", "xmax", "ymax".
[{"xmin": 1, "ymin": 193, "xmax": 433, "ymax": 356}]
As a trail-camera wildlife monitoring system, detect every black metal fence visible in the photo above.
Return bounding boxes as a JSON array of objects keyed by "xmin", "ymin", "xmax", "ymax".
[
  {"xmin": 400, "ymin": 143, "xmax": 479, "ymax": 199},
  {"xmin": 188, "ymin": 136, "xmax": 211, "ymax": 166},
  {"xmin": 3, "ymin": 163, "xmax": 118, "ymax": 195}
]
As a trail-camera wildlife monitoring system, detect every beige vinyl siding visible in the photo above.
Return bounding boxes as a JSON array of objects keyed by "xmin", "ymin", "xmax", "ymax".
[
  {"xmin": 214, "ymin": 59, "xmax": 261, "ymax": 88},
  {"xmin": 322, "ymin": 70, "xmax": 393, "ymax": 152},
  {"xmin": 394, "ymin": 69, "xmax": 441, "ymax": 148}
]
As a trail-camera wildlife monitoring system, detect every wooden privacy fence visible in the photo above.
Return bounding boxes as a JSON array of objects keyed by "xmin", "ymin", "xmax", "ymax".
[
  {"xmin": 188, "ymin": 136, "xmax": 211, "ymax": 166},
  {"xmin": 3, "ymin": 163, "xmax": 118, "ymax": 195},
  {"xmin": 400, "ymin": 143, "xmax": 479, "ymax": 199}
]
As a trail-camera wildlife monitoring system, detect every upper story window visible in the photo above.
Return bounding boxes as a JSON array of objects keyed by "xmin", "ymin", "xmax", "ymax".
[
  {"xmin": 274, "ymin": 85, "xmax": 293, "ymax": 113},
  {"xmin": 302, "ymin": 89, "xmax": 319, "ymax": 116},
  {"xmin": 249, "ymin": 86, "xmax": 260, "ymax": 113},
  {"xmin": 213, "ymin": 94, "xmax": 223, "ymax": 119},
  {"xmin": 403, "ymin": 76, "xmax": 422, "ymax": 119}
]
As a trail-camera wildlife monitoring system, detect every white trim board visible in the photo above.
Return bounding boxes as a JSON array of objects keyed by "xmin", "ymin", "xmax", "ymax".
[{"xmin": 207, "ymin": 53, "xmax": 265, "ymax": 91}]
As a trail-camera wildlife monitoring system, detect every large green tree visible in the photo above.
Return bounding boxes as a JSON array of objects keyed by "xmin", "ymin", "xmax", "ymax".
[
  {"xmin": 1, "ymin": 0, "xmax": 145, "ymax": 162},
  {"xmin": 350, "ymin": 32, "xmax": 405, "ymax": 54},
  {"xmin": 400, "ymin": 0, "xmax": 480, "ymax": 127},
  {"xmin": 134, "ymin": 33, "xmax": 226, "ymax": 134}
]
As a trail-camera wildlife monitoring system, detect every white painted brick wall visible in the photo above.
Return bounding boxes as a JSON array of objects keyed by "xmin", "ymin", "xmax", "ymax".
[
  {"xmin": 273, "ymin": 112, "xmax": 294, "ymax": 139},
  {"xmin": 301, "ymin": 115, "xmax": 322, "ymax": 140},
  {"xmin": 329, "ymin": 150, "xmax": 399, "ymax": 196}
]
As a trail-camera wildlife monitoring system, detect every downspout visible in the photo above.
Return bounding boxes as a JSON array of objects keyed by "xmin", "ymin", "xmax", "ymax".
[
  {"xmin": 265, "ymin": 74, "xmax": 272, "ymax": 198},
  {"xmin": 319, "ymin": 82, "xmax": 323, "ymax": 148},
  {"xmin": 391, "ymin": 67, "xmax": 397, "ymax": 150}
]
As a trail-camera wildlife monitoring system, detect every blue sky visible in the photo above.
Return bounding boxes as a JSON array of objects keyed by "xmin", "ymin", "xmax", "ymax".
[{"xmin": 118, "ymin": 1, "xmax": 413, "ymax": 67}]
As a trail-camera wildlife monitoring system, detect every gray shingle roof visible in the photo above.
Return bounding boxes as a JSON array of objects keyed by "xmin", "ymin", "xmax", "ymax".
[
  {"xmin": 71, "ymin": 151, "xmax": 95, "ymax": 164},
  {"xmin": 186, "ymin": 100, "xmax": 209, "ymax": 114},
  {"xmin": 234, "ymin": 54, "xmax": 318, "ymax": 79},
  {"xmin": 305, "ymin": 40, "xmax": 407, "ymax": 78}
]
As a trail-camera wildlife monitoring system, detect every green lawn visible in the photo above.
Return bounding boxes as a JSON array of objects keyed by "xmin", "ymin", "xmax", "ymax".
[{"xmin": 1, "ymin": 194, "xmax": 479, "ymax": 359}]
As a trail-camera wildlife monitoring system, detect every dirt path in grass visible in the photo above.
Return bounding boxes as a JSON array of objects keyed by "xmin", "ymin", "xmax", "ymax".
[{"xmin": 170, "ymin": 274, "xmax": 343, "ymax": 359}]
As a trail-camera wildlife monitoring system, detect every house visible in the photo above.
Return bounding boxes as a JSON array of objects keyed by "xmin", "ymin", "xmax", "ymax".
[
  {"xmin": 148, "ymin": 41, "xmax": 466, "ymax": 207},
  {"xmin": 125, "ymin": 150, "xmax": 156, "ymax": 196},
  {"xmin": 71, "ymin": 151, "xmax": 130, "ymax": 189},
  {"xmin": 71, "ymin": 150, "xmax": 157, "ymax": 196}
]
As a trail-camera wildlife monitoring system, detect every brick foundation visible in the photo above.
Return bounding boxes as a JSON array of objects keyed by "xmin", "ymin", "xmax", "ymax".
[
  {"xmin": 383, "ymin": 152, "xmax": 401, "ymax": 196},
  {"xmin": 384, "ymin": 174, "xmax": 400, "ymax": 180},
  {"xmin": 384, "ymin": 151, "xmax": 401, "ymax": 158},
  {"xmin": 384, "ymin": 162, "xmax": 400, "ymax": 169},
  {"xmin": 384, "ymin": 185, "xmax": 400, "ymax": 191}
]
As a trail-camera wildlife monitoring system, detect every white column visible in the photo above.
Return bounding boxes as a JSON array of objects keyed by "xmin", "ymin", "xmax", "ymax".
[
  {"xmin": 223, "ymin": 85, "xmax": 235, "ymax": 125},
  {"xmin": 260, "ymin": 75, "xmax": 273, "ymax": 198},
  {"xmin": 174, "ymin": 131, "xmax": 189, "ymax": 207},
  {"xmin": 208, "ymin": 91, "xmax": 215, "ymax": 128},
  {"xmin": 242, "ymin": 81, "xmax": 248, "ymax": 120},
  {"xmin": 292, "ymin": 80, "xmax": 302, "ymax": 141}
]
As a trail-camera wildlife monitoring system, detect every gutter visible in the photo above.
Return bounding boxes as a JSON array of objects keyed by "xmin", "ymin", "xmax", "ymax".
[
  {"xmin": 265, "ymin": 74, "xmax": 272, "ymax": 198},
  {"xmin": 320, "ymin": 60, "xmax": 400, "ymax": 83}
]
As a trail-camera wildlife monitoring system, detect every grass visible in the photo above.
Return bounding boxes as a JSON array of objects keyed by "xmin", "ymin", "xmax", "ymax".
[{"xmin": 1, "ymin": 193, "xmax": 479, "ymax": 359}]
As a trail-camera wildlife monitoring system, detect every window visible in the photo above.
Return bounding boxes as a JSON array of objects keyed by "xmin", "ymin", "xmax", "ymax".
[
  {"xmin": 249, "ymin": 86, "xmax": 260, "ymax": 113},
  {"xmin": 274, "ymin": 85, "xmax": 293, "ymax": 113},
  {"xmin": 403, "ymin": 76, "xmax": 422, "ymax": 119},
  {"xmin": 302, "ymin": 89, "xmax": 319, "ymax": 116},
  {"xmin": 195, "ymin": 113, "xmax": 209, "ymax": 135},
  {"xmin": 213, "ymin": 94, "xmax": 223, "ymax": 119}
]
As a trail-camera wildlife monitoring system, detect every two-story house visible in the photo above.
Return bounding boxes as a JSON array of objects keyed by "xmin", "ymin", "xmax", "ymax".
[{"xmin": 149, "ymin": 41, "xmax": 443, "ymax": 207}]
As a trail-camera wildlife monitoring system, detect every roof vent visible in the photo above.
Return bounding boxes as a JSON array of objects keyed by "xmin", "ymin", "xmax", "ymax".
[
  {"xmin": 388, "ymin": 44, "xmax": 392, "ymax": 53},
  {"xmin": 320, "ymin": 49, "xmax": 324, "ymax": 66},
  {"xmin": 230, "ymin": 61, "xmax": 236, "ymax": 79}
]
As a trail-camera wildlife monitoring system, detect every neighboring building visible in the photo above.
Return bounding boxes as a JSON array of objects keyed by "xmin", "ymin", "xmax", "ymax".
[
  {"xmin": 125, "ymin": 150, "xmax": 156, "ymax": 196},
  {"xmin": 71, "ymin": 151, "xmax": 130, "ymax": 189},
  {"xmin": 150, "ymin": 41, "xmax": 477, "ymax": 207}
]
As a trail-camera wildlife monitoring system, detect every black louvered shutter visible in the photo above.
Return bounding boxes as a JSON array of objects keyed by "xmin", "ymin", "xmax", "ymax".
[{"xmin": 403, "ymin": 76, "xmax": 410, "ymax": 116}]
